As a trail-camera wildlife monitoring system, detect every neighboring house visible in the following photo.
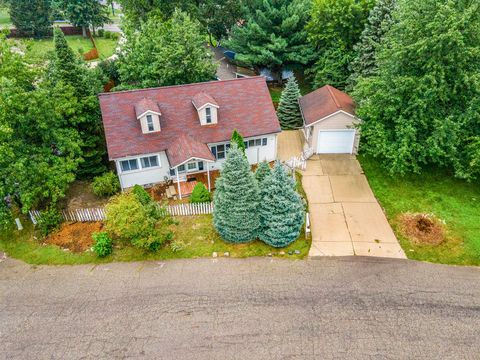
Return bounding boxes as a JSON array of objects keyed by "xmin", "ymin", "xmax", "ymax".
[
  {"xmin": 98, "ymin": 77, "xmax": 281, "ymax": 195},
  {"xmin": 299, "ymin": 85, "xmax": 361, "ymax": 154}
]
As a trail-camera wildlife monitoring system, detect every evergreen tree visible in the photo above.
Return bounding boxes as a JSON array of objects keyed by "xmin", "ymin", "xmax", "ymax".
[
  {"xmin": 117, "ymin": 10, "xmax": 217, "ymax": 89},
  {"xmin": 277, "ymin": 76, "xmax": 303, "ymax": 129},
  {"xmin": 9, "ymin": 0, "xmax": 51, "ymax": 38},
  {"xmin": 255, "ymin": 161, "xmax": 271, "ymax": 184},
  {"xmin": 349, "ymin": 0, "xmax": 397, "ymax": 88},
  {"xmin": 353, "ymin": 0, "xmax": 480, "ymax": 179},
  {"xmin": 307, "ymin": 0, "xmax": 374, "ymax": 89},
  {"xmin": 213, "ymin": 144, "xmax": 260, "ymax": 243},
  {"xmin": 190, "ymin": 183, "xmax": 211, "ymax": 203},
  {"xmin": 225, "ymin": 0, "xmax": 313, "ymax": 80},
  {"xmin": 258, "ymin": 162, "xmax": 304, "ymax": 247},
  {"xmin": 49, "ymin": 28, "xmax": 107, "ymax": 178},
  {"xmin": 230, "ymin": 129, "xmax": 246, "ymax": 154}
]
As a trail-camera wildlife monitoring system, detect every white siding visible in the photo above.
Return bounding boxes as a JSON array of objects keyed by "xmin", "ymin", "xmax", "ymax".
[{"xmin": 117, "ymin": 151, "xmax": 170, "ymax": 189}]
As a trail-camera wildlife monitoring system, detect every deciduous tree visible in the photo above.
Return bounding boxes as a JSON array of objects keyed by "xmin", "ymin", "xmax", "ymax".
[
  {"xmin": 61, "ymin": 0, "xmax": 110, "ymax": 37},
  {"xmin": 9, "ymin": 0, "xmax": 51, "ymax": 38},
  {"xmin": 117, "ymin": 10, "xmax": 217, "ymax": 89},
  {"xmin": 353, "ymin": 0, "xmax": 480, "ymax": 179}
]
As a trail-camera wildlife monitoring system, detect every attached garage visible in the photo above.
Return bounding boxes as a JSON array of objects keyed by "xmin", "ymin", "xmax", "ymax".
[{"xmin": 299, "ymin": 85, "xmax": 361, "ymax": 155}]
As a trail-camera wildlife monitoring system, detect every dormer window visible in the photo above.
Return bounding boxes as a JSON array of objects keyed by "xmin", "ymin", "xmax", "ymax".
[
  {"xmin": 146, "ymin": 114, "xmax": 154, "ymax": 132},
  {"xmin": 205, "ymin": 107, "xmax": 212, "ymax": 124},
  {"xmin": 134, "ymin": 98, "xmax": 162, "ymax": 134},
  {"xmin": 192, "ymin": 92, "xmax": 219, "ymax": 126}
]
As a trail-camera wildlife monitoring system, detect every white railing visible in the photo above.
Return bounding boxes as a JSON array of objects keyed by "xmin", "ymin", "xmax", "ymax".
[
  {"xmin": 28, "ymin": 202, "xmax": 214, "ymax": 224},
  {"xmin": 285, "ymin": 155, "xmax": 307, "ymax": 171}
]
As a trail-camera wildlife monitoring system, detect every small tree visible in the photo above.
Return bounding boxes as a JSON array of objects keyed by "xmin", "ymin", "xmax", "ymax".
[
  {"xmin": 92, "ymin": 172, "xmax": 120, "ymax": 197},
  {"xmin": 190, "ymin": 182, "xmax": 211, "ymax": 203},
  {"xmin": 230, "ymin": 129, "xmax": 246, "ymax": 154},
  {"xmin": 258, "ymin": 162, "xmax": 304, "ymax": 247},
  {"xmin": 213, "ymin": 144, "xmax": 260, "ymax": 243},
  {"xmin": 105, "ymin": 191, "xmax": 174, "ymax": 251},
  {"xmin": 277, "ymin": 76, "xmax": 303, "ymax": 129},
  {"xmin": 61, "ymin": 0, "xmax": 110, "ymax": 37},
  {"xmin": 255, "ymin": 161, "xmax": 271, "ymax": 185}
]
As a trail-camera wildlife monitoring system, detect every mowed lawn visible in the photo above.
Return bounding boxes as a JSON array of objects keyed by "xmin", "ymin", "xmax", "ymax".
[
  {"xmin": 360, "ymin": 155, "xmax": 480, "ymax": 265},
  {"xmin": 0, "ymin": 215, "xmax": 310, "ymax": 265},
  {"xmin": 0, "ymin": 7, "xmax": 10, "ymax": 26},
  {"xmin": 10, "ymin": 36, "xmax": 118, "ymax": 62}
]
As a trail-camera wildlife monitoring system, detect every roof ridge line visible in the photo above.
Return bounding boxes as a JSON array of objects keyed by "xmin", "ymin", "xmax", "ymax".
[
  {"xmin": 98, "ymin": 76, "xmax": 265, "ymax": 97},
  {"xmin": 326, "ymin": 85, "xmax": 341, "ymax": 108}
]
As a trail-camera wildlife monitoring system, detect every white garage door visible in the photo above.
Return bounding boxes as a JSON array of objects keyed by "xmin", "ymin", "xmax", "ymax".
[{"xmin": 317, "ymin": 130, "xmax": 355, "ymax": 154}]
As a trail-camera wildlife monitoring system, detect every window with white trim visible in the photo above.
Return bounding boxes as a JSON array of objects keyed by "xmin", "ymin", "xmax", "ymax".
[
  {"xmin": 146, "ymin": 114, "xmax": 154, "ymax": 132},
  {"xmin": 187, "ymin": 162, "xmax": 197, "ymax": 171},
  {"xmin": 140, "ymin": 155, "xmax": 159, "ymax": 169},
  {"xmin": 210, "ymin": 143, "xmax": 226, "ymax": 160},
  {"xmin": 205, "ymin": 107, "xmax": 212, "ymax": 124},
  {"xmin": 120, "ymin": 159, "xmax": 139, "ymax": 172},
  {"xmin": 244, "ymin": 137, "xmax": 268, "ymax": 149}
]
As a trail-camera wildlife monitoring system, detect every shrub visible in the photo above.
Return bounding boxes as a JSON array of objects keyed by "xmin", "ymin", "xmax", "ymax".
[
  {"xmin": 97, "ymin": 29, "xmax": 105, "ymax": 37},
  {"xmin": 92, "ymin": 231, "xmax": 113, "ymax": 257},
  {"xmin": 110, "ymin": 32, "xmax": 120, "ymax": 41},
  {"xmin": 132, "ymin": 184, "xmax": 152, "ymax": 205},
  {"xmin": 104, "ymin": 31, "xmax": 111, "ymax": 39},
  {"xmin": 37, "ymin": 207, "xmax": 62, "ymax": 237},
  {"xmin": 190, "ymin": 183, "xmax": 211, "ymax": 203},
  {"xmin": 92, "ymin": 172, "xmax": 120, "ymax": 197},
  {"xmin": 105, "ymin": 192, "xmax": 174, "ymax": 251}
]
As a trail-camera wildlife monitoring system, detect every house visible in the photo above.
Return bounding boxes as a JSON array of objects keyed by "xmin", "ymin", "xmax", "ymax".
[
  {"xmin": 98, "ymin": 77, "xmax": 281, "ymax": 196},
  {"xmin": 299, "ymin": 85, "xmax": 360, "ymax": 154}
]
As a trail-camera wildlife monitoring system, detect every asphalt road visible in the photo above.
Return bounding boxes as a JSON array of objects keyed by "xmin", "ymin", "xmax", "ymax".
[{"xmin": 1, "ymin": 256, "xmax": 479, "ymax": 359}]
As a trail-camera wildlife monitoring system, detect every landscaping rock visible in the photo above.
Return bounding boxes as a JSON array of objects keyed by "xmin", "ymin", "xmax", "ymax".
[
  {"xmin": 288, "ymin": 250, "xmax": 294, "ymax": 255},
  {"xmin": 294, "ymin": 250, "xmax": 301, "ymax": 255},
  {"xmin": 223, "ymin": 252, "xmax": 230, "ymax": 257},
  {"xmin": 279, "ymin": 251, "xmax": 285, "ymax": 255},
  {"xmin": 267, "ymin": 253, "xmax": 272, "ymax": 257},
  {"xmin": 212, "ymin": 252, "xmax": 218, "ymax": 258}
]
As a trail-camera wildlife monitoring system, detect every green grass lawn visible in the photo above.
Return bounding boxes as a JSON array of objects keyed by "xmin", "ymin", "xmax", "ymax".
[
  {"xmin": 269, "ymin": 69, "xmax": 313, "ymax": 103},
  {"xmin": 11, "ymin": 35, "xmax": 118, "ymax": 63},
  {"xmin": 0, "ymin": 7, "xmax": 11, "ymax": 26},
  {"xmin": 0, "ymin": 215, "xmax": 310, "ymax": 265},
  {"xmin": 360, "ymin": 155, "xmax": 480, "ymax": 265}
]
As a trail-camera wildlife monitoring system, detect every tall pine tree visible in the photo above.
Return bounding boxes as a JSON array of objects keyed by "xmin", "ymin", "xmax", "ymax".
[
  {"xmin": 213, "ymin": 144, "xmax": 260, "ymax": 243},
  {"xmin": 258, "ymin": 162, "xmax": 304, "ymax": 247},
  {"xmin": 277, "ymin": 76, "xmax": 303, "ymax": 129},
  {"xmin": 349, "ymin": 0, "xmax": 397, "ymax": 88},
  {"xmin": 230, "ymin": 129, "xmax": 246, "ymax": 154}
]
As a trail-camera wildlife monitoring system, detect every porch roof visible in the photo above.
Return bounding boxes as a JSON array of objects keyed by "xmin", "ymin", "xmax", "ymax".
[{"xmin": 167, "ymin": 134, "xmax": 215, "ymax": 168}]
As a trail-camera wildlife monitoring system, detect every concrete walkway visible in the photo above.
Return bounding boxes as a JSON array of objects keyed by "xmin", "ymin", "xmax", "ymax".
[{"xmin": 301, "ymin": 155, "xmax": 406, "ymax": 259}]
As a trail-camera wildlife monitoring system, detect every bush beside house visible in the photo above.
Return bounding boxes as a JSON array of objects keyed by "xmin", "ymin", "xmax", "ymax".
[
  {"xmin": 190, "ymin": 183, "xmax": 211, "ymax": 203},
  {"xmin": 92, "ymin": 171, "xmax": 120, "ymax": 197}
]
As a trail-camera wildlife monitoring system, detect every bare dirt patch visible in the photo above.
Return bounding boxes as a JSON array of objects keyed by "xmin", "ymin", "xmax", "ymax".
[
  {"xmin": 45, "ymin": 222, "xmax": 103, "ymax": 252},
  {"xmin": 398, "ymin": 213, "xmax": 445, "ymax": 245}
]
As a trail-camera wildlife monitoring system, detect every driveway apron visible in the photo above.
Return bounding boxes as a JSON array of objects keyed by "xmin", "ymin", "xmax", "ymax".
[{"xmin": 302, "ymin": 155, "xmax": 406, "ymax": 258}]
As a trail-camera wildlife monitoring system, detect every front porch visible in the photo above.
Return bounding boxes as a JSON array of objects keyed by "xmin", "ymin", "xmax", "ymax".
[{"xmin": 174, "ymin": 170, "xmax": 221, "ymax": 198}]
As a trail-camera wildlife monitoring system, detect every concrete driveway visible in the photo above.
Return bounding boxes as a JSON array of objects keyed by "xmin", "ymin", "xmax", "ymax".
[{"xmin": 302, "ymin": 155, "xmax": 406, "ymax": 258}]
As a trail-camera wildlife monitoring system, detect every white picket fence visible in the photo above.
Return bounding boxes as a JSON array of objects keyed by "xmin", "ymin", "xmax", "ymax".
[{"xmin": 28, "ymin": 202, "xmax": 214, "ymax": 224}]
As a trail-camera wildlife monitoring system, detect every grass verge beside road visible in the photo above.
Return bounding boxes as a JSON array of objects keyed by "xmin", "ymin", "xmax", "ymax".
[{"xmin": 360, "ymin": 155, "xmax": 480, "ymax": 265}]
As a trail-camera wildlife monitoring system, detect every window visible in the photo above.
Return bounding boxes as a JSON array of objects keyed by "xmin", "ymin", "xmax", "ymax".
[
  {"xmin": 120, "ymin": 159, "xmax": 139, "ymax": 172},
  {"xmin": 170, "ymin": 168, "xmax": 176, "ymax": 176},
  {"xmin": 146, "ymin": 114, "xmax": 154, "ymax": 132},
  {"xmin": 178, "ymin": 164, "xmax": 186, "ymax": 173},
  {"xmin": 244, "ymin": 141, "xmax": 248, "ymax": 149},
  {"xmin": 211, "ymin": 144, "xmax": 226, "ymax": 160},
  {"xmin": 262, "ymin": 138, "xmax": 267, "ymax": 146},
  {"xmin": 205, "ymin": 107, "xmax": 212, "ymax": 124},
  {"xmin": 198, "ymin": 161, "xmax": 204, "ymax": 171},
  {"xmin": 255, "ymin": 138, "xmax": 262, "ymax": 146},
  {"xmin": 140, "ymin": 155, "xmax": 159, "ymax": 169},
  {"xmin": 248, "ymin": 139, "xmax": 255, "ymax": 147},
  {"xmin": 187, "ymin": 162, "xmax": 197, "ymax": 171}
]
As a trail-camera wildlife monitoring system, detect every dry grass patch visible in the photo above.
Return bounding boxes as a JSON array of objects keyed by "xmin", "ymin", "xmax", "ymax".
[
  {"xmin": 45, "ymin": 222, "xmax": 103, "ymax": 252},
  {"xmin": 398, "ymin": 213, "xmax": 445, "ymax": 246}
]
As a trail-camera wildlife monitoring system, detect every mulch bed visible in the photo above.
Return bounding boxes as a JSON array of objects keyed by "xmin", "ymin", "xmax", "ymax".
[
  {"xmin": 398, "ymin": 213, "xmax": 445, "ymax": 246},
  {"xmin": 45, "ymin": 222, "xmax": 103, "ymax": 252}
]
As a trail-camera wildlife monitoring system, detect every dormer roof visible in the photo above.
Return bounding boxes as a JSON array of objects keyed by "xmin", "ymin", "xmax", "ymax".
[
  {"xmin": 192, "ymin": 92, "xmax": 219, "ymax": 110},
  {"xmin": 134, "ymin": 98, "xmax": 161, "ymax": 119}
]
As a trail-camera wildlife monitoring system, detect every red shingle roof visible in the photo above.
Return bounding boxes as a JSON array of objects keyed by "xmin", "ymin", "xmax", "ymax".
[
  {"xmin": 167, "ymin": 134, "xmax": 215, "ymax": 168},
  {"xmin": 134, "ymin": 97, "xmax": 161, "ymax": 118},
  {"xmin": 99, "ymin": 77, "xmax": 281, "ymax": 160},
  {"xmin": 299, "ymin": 85, "xmax": 356, "ymax": 126},
  {"xmin": 192, "ymin": 92, "xmax": 219, "ymax": 109}
]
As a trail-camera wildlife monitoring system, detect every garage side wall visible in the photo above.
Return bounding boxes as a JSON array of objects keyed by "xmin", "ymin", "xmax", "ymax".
[{"xmin": 309, "ymin": 112, "xmax": 361, "ymax": 154}]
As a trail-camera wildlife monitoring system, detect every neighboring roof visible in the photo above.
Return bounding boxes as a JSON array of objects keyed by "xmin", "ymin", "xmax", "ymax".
[
  {"xmin": 134, "ymin": 98, "xmax": 161, "ymax": 118},
  {"xmin": 192, "ymin": 92, "xmax": 219, "ymax": 109},
  {"xmin": 99, "ymin": 77, "xmax": 281, "ymax": 160},
  {"xmin": 167, "ymin": 134, "xmax": 215, "ymax": 168},
  {"xmin": 299, "ymin": 85, "xmax": 356, "ymax": 126}
]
